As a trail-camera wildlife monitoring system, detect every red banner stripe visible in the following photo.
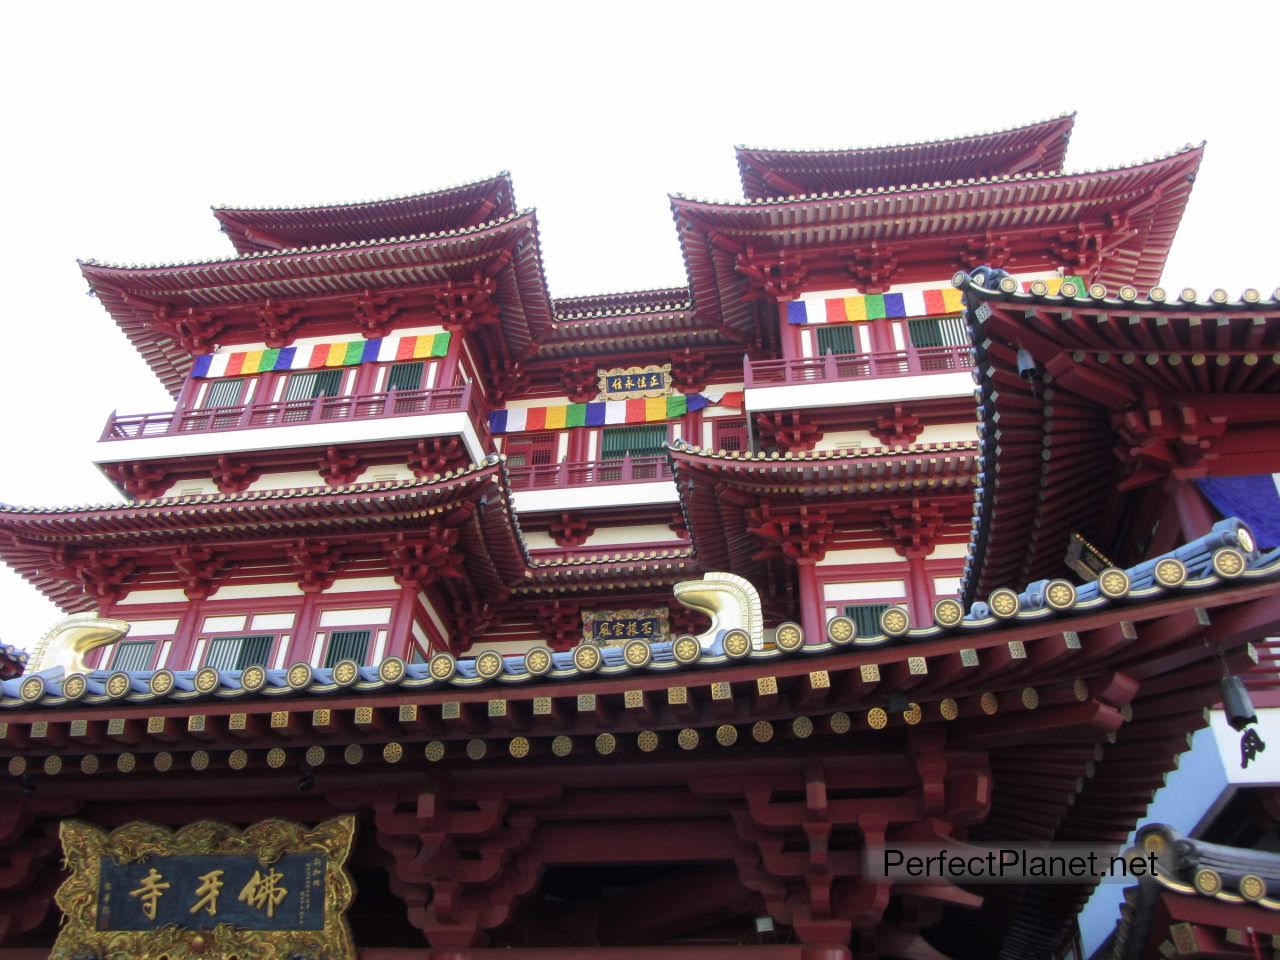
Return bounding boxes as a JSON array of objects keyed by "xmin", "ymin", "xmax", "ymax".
[{"xmin": 524, "ymin": 406, "xmax": 547, "ymax": 431}]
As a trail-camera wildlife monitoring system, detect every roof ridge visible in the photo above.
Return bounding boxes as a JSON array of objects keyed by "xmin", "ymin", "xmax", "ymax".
[
  {"xmin": 734, "ymin": 111, "xmax": 1076, "ymax": 157},
  {"xmin": 675, "ymin": 142, "xmax": 1204, "ymax": 208},
  {"xmin": 953, "ymin": 269, "xmax": 1280, "ymax": 311},
  {"xmin": 0, "ymin": 459, "xmax": 501, "ymax": 515},
  {"xmin": 79, "ymin": 209, "xmax": 533, "ymax": 271},
  {"xmin": 210, "ymin": 172, "xmax": 512, "ymax": 214},
  {"xmin": 668, "ymin": 439, "xmax": 980, "ymax": 462}
]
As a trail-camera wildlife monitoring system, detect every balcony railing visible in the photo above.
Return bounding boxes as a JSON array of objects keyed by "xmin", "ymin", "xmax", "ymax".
[
  {"xmin": 101, "ymin": 383, "xmax": 490, "ymax": 443},
  {"xmin": 506, "ymin": 455, "xmax": 673, "ymax": 491},
  {"xmin": 744, "ymin": 344, "xmax": 973, "ymax": 388}
]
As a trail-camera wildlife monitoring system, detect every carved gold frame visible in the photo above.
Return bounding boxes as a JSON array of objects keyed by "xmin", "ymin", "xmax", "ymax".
[
  {"xmin": 596, "ymin": 363, "xmax": 673, "ymax": 400},
  {"xmin": 53, "ymin": 815, "xmax": 356, "ymax": 960}
]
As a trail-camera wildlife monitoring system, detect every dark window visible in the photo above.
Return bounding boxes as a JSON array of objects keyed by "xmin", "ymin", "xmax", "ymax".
[
  {"xmin": 816, "ymin": 325, "xmax": 858, "ymax": 355},
  {"xmin": 409, "ymin": 645, "xmax": 428, "ymax": 664},
  {"xmin": 286, "ymin": 369, "xmax": 343, "ymax": 401},
  {"xmin": 843, "ymin": 603, "xmax": 892, "ymax": 638},
  {"xmin": 110, "ymin": 640, "xmax": 155, "ymax": 672},
  {"xmin": 324, "ymin": 629, "xmax": 371, "ymax": 667},
  {"xmin": 204, "ymin": 635, "xmax": 274, "ymax": 671},
  {"xmin": 204, "ymin": 378, "xmax": 245, "ymax": 408},
  {"xmin": 713, "ymin": 417, "xmax": 748, "ymax": 453},
  {"xmin": 601, "ymin": 424, "xmax": 667, "ymax": 459},
  {"xmin": 504, "ymin": 432, "xmax": 557, "ymax": 468},
  {"xmin": 908, "ymin": 316, "xmax": 967, "ymax": 348},
  {"xmin": 386, "ymin": 362, "xmax": 424, "ymax": 391}
]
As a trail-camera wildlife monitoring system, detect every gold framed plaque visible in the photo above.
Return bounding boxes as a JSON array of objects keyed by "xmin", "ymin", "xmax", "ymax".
[
  {"xmin": 53, "ymin": 815, "xmax": 356, "ymax": 960},
  {"xmin": 597, "ymin": 364, "xmax": 672, "ymax": 400},
  {"xmin": 582, "ymin": 607, "xmax": 669, "ymax": 646}
]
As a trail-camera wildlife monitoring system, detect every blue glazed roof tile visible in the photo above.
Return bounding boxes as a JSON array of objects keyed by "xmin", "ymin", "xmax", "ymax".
[{"xmin": 4, "ymin": 519, "xmax": 1271, "ymax": 711}]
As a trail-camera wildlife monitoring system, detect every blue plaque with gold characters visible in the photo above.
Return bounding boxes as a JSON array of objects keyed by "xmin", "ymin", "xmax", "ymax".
[
  {"xmin": 597, "ymin": 364, "xmax": 672, "ymax": 400},
  {"xmin": 582, "ymin": 607, "xmax": 669, "ymax": 646},
  {"xmin": 53, "ymin": 815, "xmax": 355, "ymax": 960}
]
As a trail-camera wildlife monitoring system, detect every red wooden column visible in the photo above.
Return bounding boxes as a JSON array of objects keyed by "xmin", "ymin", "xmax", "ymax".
[
  {"xmin": 745, "ymin": 504, "xmax": 834, "ymax": 645},
  {"xmin": 880, "ymin": 501, "xmax": 946, "ymax": 628},
  {"xmin": 796, "ymin": 560, "xmax": 824, "ymax": 646},
  {"xmin": 779, "ymin": 302, "xmax": 804, "ymax": 360},
  {"xmin": 1172, "ymin": 479, "xmax": 1216, "ymax": 541},
  {"xmin": 385, "ymin": 584, "xmax": 418, "ymax": 660},
  {"xmin": 903, "ymin": 549, "xmax": 934, "ymax": 628},
  {"xmin": 436, "ymin": 327, "xmax": 463, "ymax": 387}
]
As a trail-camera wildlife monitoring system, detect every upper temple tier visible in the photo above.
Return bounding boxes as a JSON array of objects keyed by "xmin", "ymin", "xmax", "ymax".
[{"xmin": 734, "ymin": 113, "xmax": 1077, "ymax": 198}]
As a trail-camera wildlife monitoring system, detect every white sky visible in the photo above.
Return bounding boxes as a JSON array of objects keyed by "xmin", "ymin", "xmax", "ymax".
[{"xmin": 1, "ymin": 1, "xmax": 1277, "ymax": 651}]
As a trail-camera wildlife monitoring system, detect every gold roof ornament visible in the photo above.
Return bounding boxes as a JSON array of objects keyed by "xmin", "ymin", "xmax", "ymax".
[
  {"xmin": 29, "ymin": 612, "xmax": 131, "ymax": 673},
  {"xmin": 673, "ymin": 571, "xmax": 764, "ymax": 653}
]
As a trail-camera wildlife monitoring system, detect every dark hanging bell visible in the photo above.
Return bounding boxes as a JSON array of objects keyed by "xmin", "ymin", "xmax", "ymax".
[{"xmin": 1221, "ymin": 673, "xmax": 1258, "ymax": 732}]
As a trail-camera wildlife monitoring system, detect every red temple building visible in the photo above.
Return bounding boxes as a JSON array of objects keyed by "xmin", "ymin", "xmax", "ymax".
[{"xmin": 0, "ymin": 114, "xmax": 1276, "ymax": 959}]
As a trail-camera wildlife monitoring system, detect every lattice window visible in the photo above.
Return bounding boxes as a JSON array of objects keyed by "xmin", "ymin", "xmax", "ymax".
[
  {"xmin": 204, "ymin": 635, "xmax": 274, "ymax": 671},
  {"xmin": 504, "ymin": 432, "xmax": 557, "ymax": 467},
  {"xmin": 204, "ymin": 378, "xmax": 245, "ymax": 408},
  {"xmin": 386, "ymin": 361, "xmax": 424, "ymax": 391},
  {"xmin": 324, "ymin": 630, "xmax": 371, "ymax": 667},
  {"xmin": 285, "ymin": 369, "xmax": 343, "ymax": 401},
  {"xmin": 816, "ymin": 325, "xmax": 858, "ymax": 355},
  {"xmin": 843, "ymin": 604, "xmax": 892, "ymax": 638},
  {"xmin": 907, "ymin": 316, "xmax": 967, "ymax": 348},
  {"xmin": 110, "ymin": 640, "xmax": 156, "ymax": 672},
  {"xmin": 713, "ymin": 417, "xmax": 748, "ymax": 453},
  {"xmin": 601, "ymin": 424, "xmax": 667, "ymax": 459}
]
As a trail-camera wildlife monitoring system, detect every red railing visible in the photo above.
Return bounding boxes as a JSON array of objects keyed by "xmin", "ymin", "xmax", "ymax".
[
  {"xmin": 102, "ymin": 384, "xmax": 490, "ymax": 443},
  {"xmin": 506, "ymin": 455, "xmax": 673, "ymax": 491},
  {"xmin": 744, "ymin": 344, "xmax": 972, "ymax": 387}
]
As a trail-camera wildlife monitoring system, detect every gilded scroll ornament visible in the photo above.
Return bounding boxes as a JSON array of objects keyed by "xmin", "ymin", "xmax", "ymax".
[{"xmin": 673, "ymin": 571, "xmax": 764, "ymax": 652}]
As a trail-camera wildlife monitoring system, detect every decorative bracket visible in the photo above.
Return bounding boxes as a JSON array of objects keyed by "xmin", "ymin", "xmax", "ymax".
[
  {"xmin": 253, "ymin": 299, "xmax": 302, "ymax": 349},
  {"xmin": 755, "ymin": 412, "xmax": 823, "ymax": 453},
  {"xmin": 534, "ymin": 600, "xmax": 583, "ymax": 651},
  {"xmin": 871, "ymin": 404, "xmax": 923, "ymax": 447},
  {"xmin": 169, "ymin": 545, "xmax": 227, "ymax": 600},
  {"xmin": 847, "ymin": 242, "xmax": 901, "ymax": 294},
  {"xmin": 879, "ymin": 500, "xmax": 945, "ymax": 558},
  {"xmin": 211, "ymin": 455, "xmax": 261, "ymax": 494},
  {"xmin": 669, "ymin": 348, "xmax": 710, "ymax": 395},
  {"xmin": 1113, "ymin": 389, "xmax": 1229, "ymax": 491},
  {"xmin": 318, "ymin": 447, "xmax": 362, "ymax": 487},
  {"xmin": 735, "ymin": 249, "xmax": 810, "ymax": 302},
  {"xmin": 546, "ymin": 513, "xmax": 595, "ymax": 548},
  {"xmin": 149, "ymin": 306, "xmax": 226, "ymax": 355},
  {"xmin": 55, "ymin": 548, "xmax": 137, "ymax": 606},
  {"xmin": 407, "ymin": 437, "xmax": 465, "ymax": 479},
  {"xmin": 746, "ymin": 504, "xmax": 834, "ymax": 563},
  {"xmin": 103, "ymin": 462, "xmax": 170, "ymax": 501},
  {"xmin": 385, "ymin": 527, "xmax": 466, "ymax": 589},
  {"xmin": 351, "ymin": 291, "xmax": 401, "ymax": 340},
  {"xmin": 558, "ymin": 359, "xmax": 598, "ymax": 403},
  {"xmin": 286, "ymin": 539, "xmax": 345, "ymax": 594},
  {"xmin": 433, "ymin": 276, "xmax": 498, "ymax": 334}
]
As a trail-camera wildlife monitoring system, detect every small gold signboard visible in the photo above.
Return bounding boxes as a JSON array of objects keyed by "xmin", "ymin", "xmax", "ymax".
[
  {"xmin": 582, "ymin": 607, "xmax": 669, "ymax": 646},
  {"xmin": 1065, "ymin": 532, "xmax": 1113, "ymax": 582},
  {"xmin": 53, "ymin": 815, "xmax": 356, "ymax": 960},
  {"xmin": 597, "ymin": 364, "xmax": 672, "ymax": 400}
]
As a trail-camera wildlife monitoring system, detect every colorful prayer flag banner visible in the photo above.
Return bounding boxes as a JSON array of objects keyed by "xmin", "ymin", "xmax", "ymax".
[
  {"xmin": 489, "ymin": 391, "xmax": 743, "ymax": 435},
  {"xmin": 786, "ymin": 277, "xmax": 1084, "ymax": 326},
  {"xmin": 787, "ymin": 286, "xmax": 961, "ymax": 325},
  {"xmin": 190, "ymin": 332, "xmax": 451, "ymax": 378}
]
